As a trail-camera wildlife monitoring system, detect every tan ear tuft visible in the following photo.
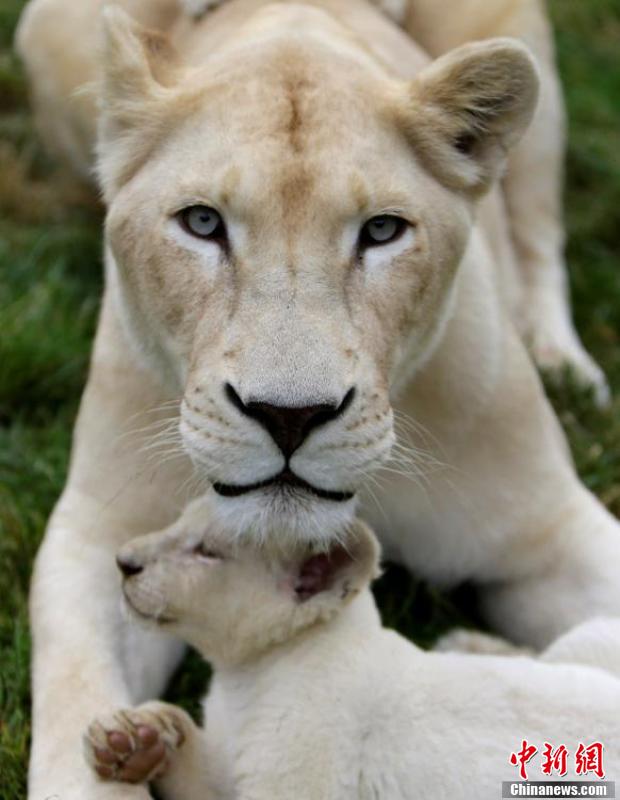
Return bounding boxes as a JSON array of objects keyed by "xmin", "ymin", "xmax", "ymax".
[
  {"xmin": 96, "ymin": 6, "xmax": 181, "ymax": 200},
  {"xmin": 100, "ymin": 5, "xmax": 177, "ymax": 106},
  {"xmin": 400, "ymin": 38, "xmax": 540, "ymax": 195}
]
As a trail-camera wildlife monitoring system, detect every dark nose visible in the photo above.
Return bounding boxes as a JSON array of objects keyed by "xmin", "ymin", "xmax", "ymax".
[
  {"xmin": 225, "ymin": 384, "xmax": 355, "ymax": 459},
  {"xmin": 116, "ymin": 555, "xmax": 143, "ymax": 578}
]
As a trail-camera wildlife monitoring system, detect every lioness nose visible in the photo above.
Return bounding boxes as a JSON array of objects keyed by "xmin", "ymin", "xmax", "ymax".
[
  {"xmin": 116, "ymin": 555, "xmax": 143, "ymax": 578},
  {"xmin": 225, "ymin": 384, "xmax": 355, "ymax": 459}
]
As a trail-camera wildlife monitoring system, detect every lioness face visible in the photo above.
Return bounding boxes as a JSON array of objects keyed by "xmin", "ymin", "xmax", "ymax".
[{"xmin": 101, "ymin": 8, "xmax": 538, "ymax": 542}]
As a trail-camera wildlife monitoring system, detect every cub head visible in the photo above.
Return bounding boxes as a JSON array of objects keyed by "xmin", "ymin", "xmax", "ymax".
[
  {"xmin": 99, "ymin": 5, "xmax": 538, "ymax": 543},
  {"xmin": 117, "ymin": 512, "xmax": 381, "ymax": 665}
]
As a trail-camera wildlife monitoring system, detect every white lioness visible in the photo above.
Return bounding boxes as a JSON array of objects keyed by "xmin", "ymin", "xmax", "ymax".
[
  {"xmin": 83, "ymin": 501, "xmax": 620, "ymax": 798},
  {"xmin": 16, "ymin": 2, "xmax": 620, "ymax": 799}
]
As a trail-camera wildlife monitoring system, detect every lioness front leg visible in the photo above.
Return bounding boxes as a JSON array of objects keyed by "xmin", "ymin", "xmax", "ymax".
[
  {"xmin": 502, "ymin": 45, "xmax": 609, "ymax": 404},
  {"xmin": 29, "ymin": 497, "xmax": 186, "ymax": 800},
  {"xmin": 28, "ymin": 302, "xmax": 193, "ymax": 800}
]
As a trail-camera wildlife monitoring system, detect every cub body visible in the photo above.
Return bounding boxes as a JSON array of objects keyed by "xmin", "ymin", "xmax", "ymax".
[{"xmin": 84, "ymin": 501, "xmax": 620, "ymax": 798}]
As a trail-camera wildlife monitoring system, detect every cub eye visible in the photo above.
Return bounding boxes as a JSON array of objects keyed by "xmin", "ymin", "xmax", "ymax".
[
  {"xmin": 359, "ymin": 215, "xmax": 408, "ymax": 249},
  {"xmin": 193, "ymin": 542, "xmax": 221, "ymax": 561},
  {"xmin": 178, "ymin": 205, "xmax": 226, "ymax": 241}
]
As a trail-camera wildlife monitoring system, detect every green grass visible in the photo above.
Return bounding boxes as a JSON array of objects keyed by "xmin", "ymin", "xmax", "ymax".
[{"xmin": 1, "ymin": 0, "xmax": 619, "ymax": 796}]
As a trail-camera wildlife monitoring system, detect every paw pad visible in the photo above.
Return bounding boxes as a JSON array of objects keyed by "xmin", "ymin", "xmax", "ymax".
[{"xmin": 84, "ymin": 708, "xmax": 184, "ymax": 784}]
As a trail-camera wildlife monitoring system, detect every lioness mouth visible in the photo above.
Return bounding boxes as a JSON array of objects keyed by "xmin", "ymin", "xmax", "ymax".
[{"xmin": 212, "ymin": 468, "xmax": 355, "ymax": 503}]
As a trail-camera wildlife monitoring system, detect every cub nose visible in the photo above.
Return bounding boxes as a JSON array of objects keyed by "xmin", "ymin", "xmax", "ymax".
[
  {"xmin": 116, "ymin": 555, "xmax": 144, "ymax": 578},
  {"xmin": 225, "ymin": 384, "xmax": 355, "ymax": 459}
]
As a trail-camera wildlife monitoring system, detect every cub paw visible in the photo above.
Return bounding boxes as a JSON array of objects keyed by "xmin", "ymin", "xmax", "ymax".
[{"xmin": 83, "ymin": 702, "xmax": 187, "ymax": 784}]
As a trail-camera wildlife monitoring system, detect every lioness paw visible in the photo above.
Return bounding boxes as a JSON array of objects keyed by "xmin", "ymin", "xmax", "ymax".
[
  {"xmin": 83, "ymin": 702, "xmax": 188, "ymax": 784},
  {"xmin": 532, "ymin": 333, "xmax": 610, "ymax": 409},
  {"xmin": 519, "ymin": 288, "xmax": 610, "ymax": 407}
]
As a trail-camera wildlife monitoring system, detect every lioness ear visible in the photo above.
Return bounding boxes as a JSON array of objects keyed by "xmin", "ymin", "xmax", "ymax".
[
  {"xmin": 97, "ymin": 6, "xmax": 179, "ymax": 198},
  {"xmin": 294, "ymin": 521, "xmax": 381, "ymax": 605},
  {"xmin": 100, "ymin": 5, "xmax": 177, "ymax": 120},
  {"xmin": 401, "ymin": 38, "xmax": 539, "ymax": 195}
]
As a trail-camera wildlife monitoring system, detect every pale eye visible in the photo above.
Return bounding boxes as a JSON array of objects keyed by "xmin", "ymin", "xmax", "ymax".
[
  {"xmin": 178, "ymin": 205, "xmax": 227, "ymax": 241},
  {"xmin": 359, "ymin": 215, "xmax": 408, "ymax": 249}
]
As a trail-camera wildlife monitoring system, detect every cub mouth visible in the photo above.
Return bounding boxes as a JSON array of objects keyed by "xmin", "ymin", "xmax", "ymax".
[
  {"xmin": 122, "ymin": 586, "xmax": 177, "ymax": 625},
  {"xmin": 212, "ymin": 468, "xmax": 355, "ymax": 503}
]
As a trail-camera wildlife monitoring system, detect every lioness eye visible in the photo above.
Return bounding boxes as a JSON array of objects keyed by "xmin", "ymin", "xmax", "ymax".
[
  {"xmin": 359, "ymin": 215, "xmax": 407, "ymax": 249},
  {"xmin": 179, "ymin": 205, "xmax": 226, "ymax": 241}
]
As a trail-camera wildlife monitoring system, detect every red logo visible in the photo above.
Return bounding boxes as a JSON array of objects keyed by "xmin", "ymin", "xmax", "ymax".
[
  {"xmin": 541, "ymin": 743, "xmax": 568, "ymax": 777},
  {"xmin": 575, "ymin": 742, "xmax": 605, "ymax": 779},
  {"xmin": 509, "ymin": 741, "xmax": 605, "ymax": 781},
  {"xmin": 510, "ymin": 740, "xmax": 538, "ymax": 780}
]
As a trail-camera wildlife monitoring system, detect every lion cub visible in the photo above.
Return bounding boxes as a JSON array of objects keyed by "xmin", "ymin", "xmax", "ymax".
[{"xmin": 84, "ymin": 497, "xmax": 620, "ymax": 798}]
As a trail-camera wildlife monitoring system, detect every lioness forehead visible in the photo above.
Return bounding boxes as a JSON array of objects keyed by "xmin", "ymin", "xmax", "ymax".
[
  {"xmin": 203, "ymin": 41, "xmax": 388, "ymax": 143},
  {"xmin": 155, "ymin": 47, "xmax": 403, "ymax": 226}
]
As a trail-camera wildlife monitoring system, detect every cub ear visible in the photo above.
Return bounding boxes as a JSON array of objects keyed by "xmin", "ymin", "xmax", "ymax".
[
  {"xmin": 400, "ymin": 38, "xmax": 539, "ymax": 196},
  {"xmin": 294, "ymin": 521, "xmax": 381, "ymax": 606},
  {"xmin": 97, "ymin": 6, "xmax": 179, "ymax": 198}
]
